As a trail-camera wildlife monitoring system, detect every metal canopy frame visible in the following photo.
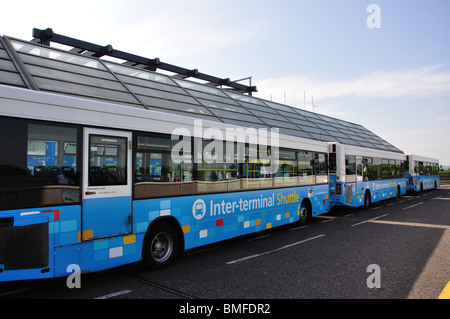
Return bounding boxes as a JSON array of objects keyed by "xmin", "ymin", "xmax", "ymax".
[{"xmin": 31, "ymin": 28, "xmax": 257, "ymax": 95}]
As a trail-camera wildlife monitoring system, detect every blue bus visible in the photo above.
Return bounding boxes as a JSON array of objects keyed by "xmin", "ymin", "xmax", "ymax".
[
  {"xmin": 328, "ymin": 142, "xmax": 407, "ymax": 208},
  {"xmin": 406, "ymin": 155, "xmax": 440, "ymax": 192},
  {"xmin": 0, "ymin": 84, "xmax": 331, "ymax": 282},
  {"xmin": 0, "ymin": 30, "xmax": 412, "ymax": 283}
]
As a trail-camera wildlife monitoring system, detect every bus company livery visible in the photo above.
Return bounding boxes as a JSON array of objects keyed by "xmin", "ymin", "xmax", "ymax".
[
  {"xmin": 0, "ymin": 29, "xmax": 439, "ymax": 282},
  {"xmin": 328, "ymin": 142, "xmax": 407, "ymax": 208},
  {"xmin": 0, "ymin": 84, "xmax": 330, "ymax": 282},
  {"xmin": 406, "ymin": 155, "xmax": 440, "ymax": 193}
]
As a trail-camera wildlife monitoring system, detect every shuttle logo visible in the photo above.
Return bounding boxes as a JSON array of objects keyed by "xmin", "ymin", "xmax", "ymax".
[{"xmin": 192, "ymin": 199, "xmax": 206, "ymax": 220}]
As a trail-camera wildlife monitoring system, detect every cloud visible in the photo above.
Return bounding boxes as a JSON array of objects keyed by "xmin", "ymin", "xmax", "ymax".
[
  {"xmin": 434, "ymin": 116, "xmax": 450, "ymax": 122},
  {"xmin": 94, "ymin": 1, "xmax": 263, "ymax": 61},
  {"xmin": 1, "ymin": 0, "xmax": 262, "ymax": 62},
  {"xmin": 256, "ymin": 65, "xmax": 450, "ymax": 102}
]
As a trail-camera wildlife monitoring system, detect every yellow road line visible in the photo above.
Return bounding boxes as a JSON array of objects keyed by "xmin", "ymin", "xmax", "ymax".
[
  {"xmin": 369, "ymin": 220, "xmax": 450, "ymax": 230},
  {"xmin": 438, "ymin": 281, "xmax": 450, "ymax": 299}
]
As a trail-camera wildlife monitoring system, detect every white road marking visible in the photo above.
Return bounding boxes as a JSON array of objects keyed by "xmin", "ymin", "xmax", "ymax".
[
  {"xmin": 351, "ymin": 214, "xmax": 389, "ymax": 227},
  {"xmin": 226, "ymin": 234, "xmax": 326, "ymax": 265},
  {"xmin": 402, "ymin": 202, "xmax": 423, "ymax": 210},
  {"xmin": 94, "ymin": 289, "xmax": 132, "ymax": 299}
]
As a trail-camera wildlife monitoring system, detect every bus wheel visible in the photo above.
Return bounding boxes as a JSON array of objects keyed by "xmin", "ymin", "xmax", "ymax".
[
  {"xmin": 364, "ymin": 190, "xmax": 371, "ymax": 209},
  {"xmin": 298, "ymin": 199, "xmax": 311, "ymax": 225},
  {"xmin": 143, "ymin": 222, "xmax": 179, "ymax": 270}
]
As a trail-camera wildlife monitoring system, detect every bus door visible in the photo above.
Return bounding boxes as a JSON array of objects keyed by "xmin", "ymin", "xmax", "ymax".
[
  {"xmin": 356, "ymin": 156, "xmax": 363, "ymax": 195},
  {"xmin": 328, "ymin": 146, "xmax": 337, "ymax": 198},
  {"xmin": 82, "ymin": 128, "xmax": 132, "ymax": 240}
]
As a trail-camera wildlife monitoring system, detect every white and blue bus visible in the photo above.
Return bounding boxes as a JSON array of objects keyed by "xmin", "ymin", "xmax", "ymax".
[
  {"xmin": 328, "ymin": 142, "xmax": 407, "ymax": 208},
  {"xmin": 0, "ymin": 30, "xmax": 414, "ymax": 282},
  {"xmin": 0, "ymin": 85, "xmax": 331, "ymax": 282},
  {"xmin": 406, "ymin": 154, "xmax": 440, "ymax": 192}
]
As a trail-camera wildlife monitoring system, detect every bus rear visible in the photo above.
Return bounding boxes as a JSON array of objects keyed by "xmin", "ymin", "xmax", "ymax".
[
  {"xmin": 406, "ymin": 155, "xmax": 440, "ymax": 192},
  {"xmin": 328, "ymin": 142, "xmax": 407, "ymax": 208}
]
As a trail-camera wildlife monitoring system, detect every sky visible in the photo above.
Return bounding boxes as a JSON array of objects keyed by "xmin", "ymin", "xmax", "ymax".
[{"xmin": 2, "ymin": 0, "xmax": 450, "ymax": 165}]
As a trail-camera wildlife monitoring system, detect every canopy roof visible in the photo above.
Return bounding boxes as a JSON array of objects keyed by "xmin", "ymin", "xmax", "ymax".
[{"xmin": 0, "ymin": 29, "xmax": 403, "ymax": 153}]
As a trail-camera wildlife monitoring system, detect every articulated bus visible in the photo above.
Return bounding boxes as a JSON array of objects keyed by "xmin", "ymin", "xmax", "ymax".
[
  {"xmin": 0, "ymin": 85, "xmax": 331, "ymax": 282},
  {"xmin": 406, "ymin": 154, "xmax": 440, "ymax": 192},
  {"xmin": 328, "ymin": 142, "xmax": 407, "ymax": 208}
]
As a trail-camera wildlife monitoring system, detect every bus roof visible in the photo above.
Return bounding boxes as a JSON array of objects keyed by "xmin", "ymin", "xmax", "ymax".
[
  {"xmin": 0, "ymin": 29, "xmax": 403, "ymax": 154},
  {"xmin": 408, "ymin": 154, "xmax": 439, "ymax": 164}
]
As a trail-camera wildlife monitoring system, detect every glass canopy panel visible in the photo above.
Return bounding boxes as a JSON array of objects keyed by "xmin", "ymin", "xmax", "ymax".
[
  {"xmin": 293, "ymin": 108, "xmax": 322, "ymax": 119},
  {"xmin": 11, "ymin": 40, "xmax": 106, "ymax": 70},
  {"xmin": 173, "ymin": 78, "xmax": 253, "ymax": 115},
  {"xmin": 298, "ymin": 125, "xmax": 325, "ymax": 135},
  {"xmin": 357, "ymin": 140, "xmax": 380, "ymax": 149},
  {"xmin": 278, "ymin": 127, "xmax": 313, "ymax": 139},
  {"xmin": 25, "ymin": 63, "xmax": 126, "ymax": 91},
  {"xmin": 249, "ymin": 109, "xmax": 289, "ymax": 122},
  {"xmin": 34, "ymin": 77, "xmax": 142, "ymax": 105},
  {"xmin": 315, "ymin": 113, "xmax": 336, "ymax": 122},
  {"xmin": 174, "ymin": 78, "xmax": 229, "ymax": 97},
  {"xmin": 289, "ymin": 117, "xmax": 319, "ymax": 128},
  {"xmin": 220, "ymin": 118, "xmax": 271, "ymax": 130},
  {"xmin": 346, "ymin": 134, "xmax": 373, "ymax": 144},
  {"xmin": 276, "ymin": 110, "xmax": 309, "ymax": 121},
  {"xmin": 303, "ymin": 116, "xmax": 331, "ymax": 126},
  {"xmin": 196, "ymin": 98, "xmax": 252, "ymax": 114},
  {"xmin": 12, "ymin": 42, "xmax": 144, "ymax": 108},
  {"xmin": 338, "ymin": 138, "xmax": 364, "ymax": 147},
  {"xmin": 107, "ymin": 67, "xmax": 203, "ymax": 107},
  {"xmin": 315, "ymin": 123, "xmax": 340, "ymax": 133},
  {"xmin": 262, "ymin": 118, "xmax": 300, "ymax": 130},
  {"xmin": 127, "ymin": 83, "xmax": 202, "ymax": 105},
  {"xmin": 263, "ymin": 100, "xmax": 299, "ymax": 113},
  {"xmin": 105, "ymin": 62, "xmax": 178, "ymax": 86},
  {"xmin": 24, "ymin": 66, "xmax": 142, "ymax": 106},
  {"xmin": 0, "ymin": 69, "xmax": 26, "ymax": 87},
  {"xmin": 225, "ymin": 91, "xmax": 269, "ymax": 107},
  {"xmin": 184, "ymin": 88, "xmax": 241, "ymax": 106},
  {"xmin": 108, "ymin": 69, "xmax": 205, "ymax": 110},
  {"xmin": 0, "ymin": 41, "xmax": 26, "ymax": 87},
  {"xmin": 333, "ymin": 118, "xmax": 358, "ymax": 129},
  {"xmin": 150, "ymin": 107, "xmax": 220, "ymax": 122},
  {"xmin": 234, "ymin": 100, "xmax": 279, "ymax": 114},
  {"xmin": 138, "ymin": 95, "xmax": 215, "ymax": 116},
  {"xmin": 209, "ymin": 108, "xmax": 264, "ymax": 123},
  {"xmin": 307, "ymin": 132, "xmax": 332, "ymax": 141}
]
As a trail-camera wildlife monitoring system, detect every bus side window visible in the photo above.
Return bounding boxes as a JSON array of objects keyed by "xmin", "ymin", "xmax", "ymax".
[
  {"xmin": 345, "ymin": 156, "xmax": 356, "ymax": 175},
  {"xmin": 0, "ymin": 118, "xmax": 80, "ymax": 209},
  {"xmin": 297, "ymin": 151, "xmax": 314, "ymax": 185},
  {"xmin": 134, "ymin": 134, "xmax": 194, "ymax": 199}
]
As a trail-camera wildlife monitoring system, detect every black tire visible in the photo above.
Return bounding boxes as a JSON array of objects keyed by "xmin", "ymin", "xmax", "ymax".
[
  {"xmin": 364, "ymin": 190, "xmax": 371, "ymax": 209},
  {"xmin": 298, "ymin": 199, "xmax": 311, "ymax": 225},
  {"xmin": 143, "ymin": 222, "xmax": 179, "ymax": 270}
]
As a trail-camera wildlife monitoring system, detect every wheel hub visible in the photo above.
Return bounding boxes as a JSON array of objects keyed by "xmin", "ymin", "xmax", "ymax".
[{"xmin": 150, "ymin": 232, "xmax": 172, "ymax": 262}]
